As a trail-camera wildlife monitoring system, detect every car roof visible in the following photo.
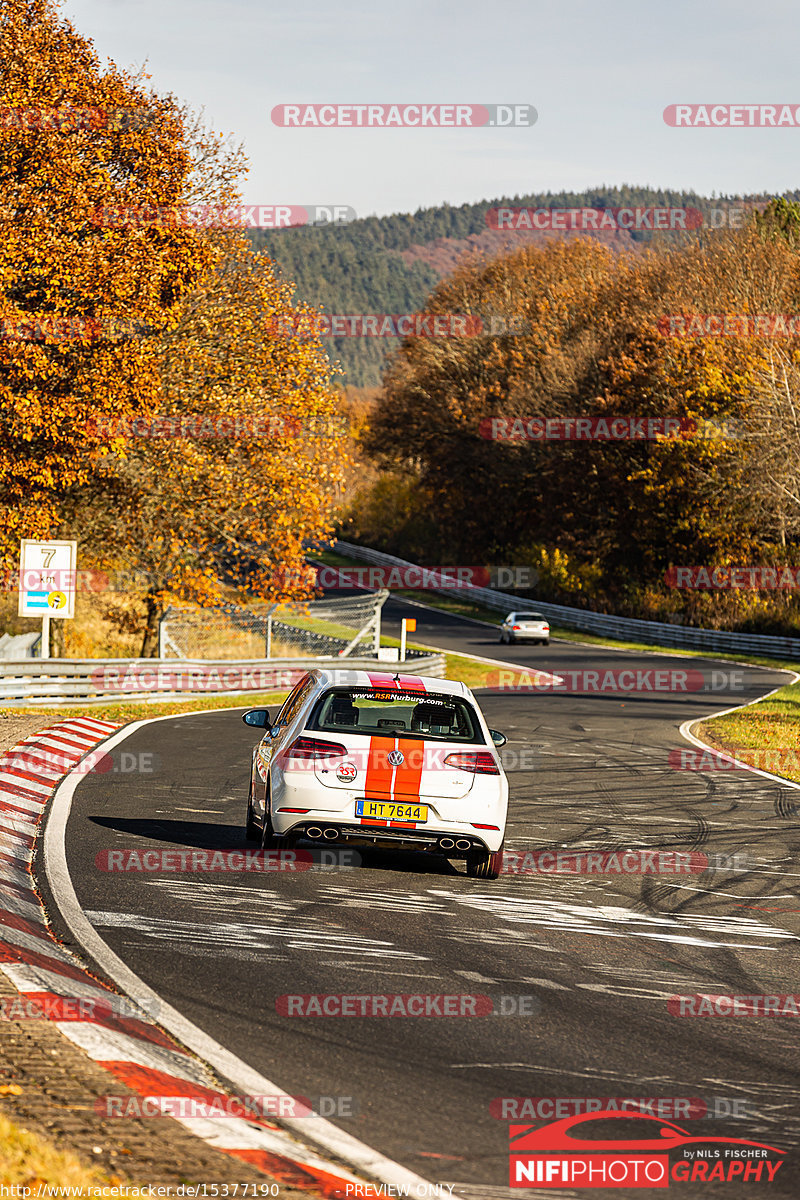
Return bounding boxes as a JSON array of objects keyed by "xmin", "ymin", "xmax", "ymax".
[{"xmin": 311, "ymin": 669, "xmax": 469, "ymax": 698}]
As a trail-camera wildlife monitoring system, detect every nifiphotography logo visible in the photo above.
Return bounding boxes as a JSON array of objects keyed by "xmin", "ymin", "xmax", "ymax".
[{"xmin": 508, "ymin": 1111, "xmax": 785, "ymax": 1187}]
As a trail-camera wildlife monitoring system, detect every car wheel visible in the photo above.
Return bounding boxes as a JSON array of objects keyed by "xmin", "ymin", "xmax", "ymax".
[
  {"xmin": 509, "ymin": 635, "xmax": 516, "ymax": 645},
  {"xmin": 245, "ymin": 780, "xmax": 260, "ymax": 841},
  {"xmin": 260, "ymin": 788, "xmax": 280, "ymax": 849},
  {"xmin": 499, "ymin": 632, "xmax": 506, "ymax": 644},
  {"xmin": 466, "ymin": 843, "xmax": 504, "ymax": 880},
  {"xmin": 541, "ymin": 638, "xmax": 550, "ymax": 646}
]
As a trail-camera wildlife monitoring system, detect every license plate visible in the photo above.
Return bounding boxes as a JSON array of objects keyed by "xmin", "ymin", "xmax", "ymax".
[{"xmin": 355, "ymin": 800, "xmax": 428, "ymax": 822}]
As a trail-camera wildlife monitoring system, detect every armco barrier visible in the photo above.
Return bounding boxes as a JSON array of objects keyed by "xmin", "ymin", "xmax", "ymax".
[
  {"xmin": 0, "ymin": 653, "xmax": 446, "ymax": 707},
  {"xmin": 334, "ymin": 541, "xmax": 800, "ymax": 661}
]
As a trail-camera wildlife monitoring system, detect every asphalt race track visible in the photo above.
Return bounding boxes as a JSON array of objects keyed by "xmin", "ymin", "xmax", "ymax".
[{"xmin": 44, "ymin": 600, "xmax": 800, "ymax": 1197}]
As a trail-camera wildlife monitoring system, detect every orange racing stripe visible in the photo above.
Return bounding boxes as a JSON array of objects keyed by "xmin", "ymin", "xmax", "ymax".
[{"xmin": 364, "ymin": 736, "xmax": 394, "ymax": 799}]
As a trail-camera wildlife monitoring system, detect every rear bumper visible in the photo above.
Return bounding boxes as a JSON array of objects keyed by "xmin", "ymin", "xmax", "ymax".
[{"xmin": 273, "ymin": 818, "xmax": 501, "ymax": 856}]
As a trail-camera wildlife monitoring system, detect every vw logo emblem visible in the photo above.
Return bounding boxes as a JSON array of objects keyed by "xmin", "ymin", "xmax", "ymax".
[{"xmin": 387, "ymin": 749, "xmax": 405, "ymax": 766}]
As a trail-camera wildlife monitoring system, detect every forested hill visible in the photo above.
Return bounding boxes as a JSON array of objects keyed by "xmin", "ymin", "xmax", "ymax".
[{"xmin": 249, "ymin": 186, "xmax": 790, "ymax": 387}]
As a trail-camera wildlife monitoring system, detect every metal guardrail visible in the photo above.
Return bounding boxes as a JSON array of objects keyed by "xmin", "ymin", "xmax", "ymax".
[
  {"xmin": 0, "ymin": 653, "xmax": 446, "ymax": 707},
  {"xmin": 334, "ymin": 541, "xmax": 800, "ymax": 661}
]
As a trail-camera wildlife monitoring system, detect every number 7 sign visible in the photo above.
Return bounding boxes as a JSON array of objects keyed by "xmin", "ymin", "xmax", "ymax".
[{"xmin": 18, "ymin": 539, "xmax": 77, "ymax": 619}]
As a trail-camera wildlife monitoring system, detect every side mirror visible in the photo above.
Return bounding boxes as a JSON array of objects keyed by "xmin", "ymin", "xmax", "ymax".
[
  {"xmin": 489, "ymin": 729, "xmax": 507, "ymax": 747},
  {"xmin": 242, "ymin": 709, "xmax": 271, "ymax": 728}
]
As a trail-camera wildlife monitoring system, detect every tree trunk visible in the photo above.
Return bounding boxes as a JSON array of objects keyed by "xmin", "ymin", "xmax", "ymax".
[{"xmin": 140, "ymin": 591, "xmax": 162, "ymax": 658}]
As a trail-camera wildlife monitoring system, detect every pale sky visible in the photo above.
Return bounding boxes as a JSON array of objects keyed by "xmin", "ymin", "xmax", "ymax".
[{"xmin": 61, "ymin": 0, "xmax": 800, "ymax": 218}]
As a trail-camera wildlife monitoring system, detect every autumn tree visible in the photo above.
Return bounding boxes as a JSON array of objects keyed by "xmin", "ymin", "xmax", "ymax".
[
  {"xmin": 66, "ymin": 228, "xmax": 347, "ymax": 655},
  {"xmin": 359, "ymin": 222, "xmax": 800, "ymax": 627},
  {"xmin": 0, "ymin": 0, "xmax": 216, "ymax": 562},
  {"xmin": 2, "ymin": 0, "xmax": 348, "ymax": 654},
  {"xmin": 361, "ymin": 239, "xmax": 616, "ymax": 559}
]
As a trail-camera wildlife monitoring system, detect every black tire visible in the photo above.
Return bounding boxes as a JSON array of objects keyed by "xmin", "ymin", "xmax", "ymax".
[
  {"xmin": 499, "ymin": 632, "xmax": 506, "ymax": 644},
  {"xmin": 260, "ymin": 786, "xmax": 280, "ymax": 849},
  {"xmin": 466, "ymin": 844, "xmax": 504, "ymax": 880},
  {"xmin": 245, "ymin": 780, "xmax": 260, "ymax": 841},
  {"xmin": 541, "ymin": 638, "xmax": 550, "ymax": 646},
  {"xmin": 508, "ymin": 635, "xmax": 516, "ymax": 645}
]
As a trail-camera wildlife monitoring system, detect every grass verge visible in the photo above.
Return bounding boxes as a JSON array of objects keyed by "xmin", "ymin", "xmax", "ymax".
[
  {"xmin": 696, "ymin": 678, "xmax": 800, "ymax": 783},
  {"xmin": 0, "ymin": 1108, "xmax": 118, "ymax": 1189}
]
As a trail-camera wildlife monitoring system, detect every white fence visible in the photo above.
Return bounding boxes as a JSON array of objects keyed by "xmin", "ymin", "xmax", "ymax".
[
  {"xmin": 334, "ymin": 541, "xmax": 800, "ymax": 661},
  {"xmin": 159, "ymin": 591, "xmax": 389, "ymax": 659},
  {"xmin": 0, "ymin": 653, "xmax": 446, "ymax": 707}
]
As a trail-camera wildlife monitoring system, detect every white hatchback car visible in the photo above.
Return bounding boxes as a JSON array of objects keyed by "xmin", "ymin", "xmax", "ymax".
[
  {"xmin": 243, "ymin": 669, "xmax": 508, "ymax": 878},
  {"xmin": 499, "ymin": 611, "xmax": 550, "ymax": 645}
]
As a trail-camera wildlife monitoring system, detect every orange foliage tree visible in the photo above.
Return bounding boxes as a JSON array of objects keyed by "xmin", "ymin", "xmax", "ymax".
[{"xmin": 1, "ymin": 0, "xmax": 347, "ymax": 653}]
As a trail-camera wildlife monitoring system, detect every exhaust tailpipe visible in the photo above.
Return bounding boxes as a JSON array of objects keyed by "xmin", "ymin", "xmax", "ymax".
[
  {"xmin": 455, "ymin": 839, "xmax": 472, "ymax": 851},
  {"xmin": 323, "ymin": 828, "xmax": 339, "ymax": 840},
  {"xmin": 439, "ymin": 837, "xmax": 455, "ymax": 850},
  {"xmin": 306, "ymin": 826, "xmax": 323, "ymax": 839}
]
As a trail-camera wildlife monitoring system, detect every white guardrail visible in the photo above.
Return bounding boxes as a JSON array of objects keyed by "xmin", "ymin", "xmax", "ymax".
[
  {"xmin": 0, "ymin": 654, "xmax": 446, "ymax": 708},
  {"xmin": 334, "ymin": 540, "xmax": 800, "ymax": 661}
]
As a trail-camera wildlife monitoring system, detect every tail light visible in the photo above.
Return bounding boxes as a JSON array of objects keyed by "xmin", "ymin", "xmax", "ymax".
[
  {"xmin": 286, "ymin": 736, "xmax": 346, "ymax": 760},
  {"xmin": 444, "ymin": 751, "xmax": 500, "ymax": 775},
  {"xmin": 511, "ymin": 624, "xmax": 521, "ymax": 630}
]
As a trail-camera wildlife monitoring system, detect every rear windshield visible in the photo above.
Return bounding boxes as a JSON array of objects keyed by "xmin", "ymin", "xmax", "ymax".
[
  {"xmin": 309, "ymin": 688, "xmax": 484, "ymax": 743},
  {"xmin": 516, "ymin": 613, "xmax": 545, "ymax": 620}
]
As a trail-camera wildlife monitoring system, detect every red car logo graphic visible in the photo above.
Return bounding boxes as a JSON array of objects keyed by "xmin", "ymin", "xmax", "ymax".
[{"xmin": 510, "ymin": 1110, "xmax": 785, "ymax": 1154}]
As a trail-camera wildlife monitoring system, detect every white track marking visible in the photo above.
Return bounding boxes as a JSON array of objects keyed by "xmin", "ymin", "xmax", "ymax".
[
  {"xmin": 168, "ymin": 1115, "xmax": 366, "ymax": 1184},
  {"xmin": 1, "ymin": 962, "xmax": 112, "ymax": 1000},
  {"xmin": 58, "ymin": 1021, "xmax": 212, "ymax": 1086},
  {"xmin": 0, "ymin": 888, "xmax": 44, "ymax": 921},
  {"xmin": 44, "ymin": 712, "xmax": 436, "ymax": 1192},
  {"xmin": 0, "ymin": 772, "xmax": 54, "ymax": 797},
  {"xmin": 430, "ymin": 890, "xmax": 798, "ymax": 950}
]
